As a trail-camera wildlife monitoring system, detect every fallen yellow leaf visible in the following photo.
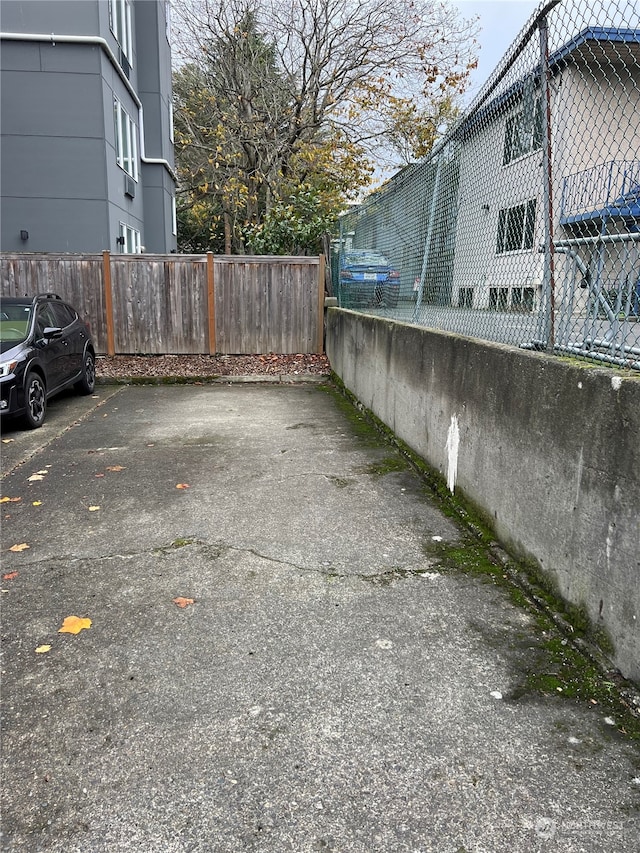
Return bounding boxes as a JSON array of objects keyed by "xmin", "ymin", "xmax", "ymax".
[
  {"xmin": 27, "ymin": 474, "xmax": 44, "ymax": 482},
  {"xmin": 176, "ymin": 483, "xmax": 190, "ymax": 490},
  {"xmin": 88, "ymin": 506, "xmax": 101, "ymax": 512},
  {"xmin": 35, "ymin": 645, "xmax": 51, "ymax": 654},
  {"xmin": 59, "ymin": 616, "xmax": 92, "ymax": 634},
  {"xmin": 9, "ymin": 543, "xmax": 29, "ymax": 552},
  {"xmin": 0, "ymin": 496, "xmax": 21, "ymax": 503},
  {"xmin": 106, "ymin": 465, "xmax": 126, "ymax": 472},
  {"xmin": 173, "ymin": 597, "xmax": 195, "ymax": 608},
  {"xmin": 32, "ymin": 501, "xmax": 42, "ymax": 507}
]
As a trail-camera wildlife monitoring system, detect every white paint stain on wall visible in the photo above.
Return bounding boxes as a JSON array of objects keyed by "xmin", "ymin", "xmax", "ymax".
[
  {"xmin": 611, "ymin": 376, "xmax": 623, "ymax": 391},
  {"xmin": 446, "ymin": 413, "xmax": 460, "ymax": 494},
  {"xmin": 606, "ymin": 520, "xmax": 616, "ymax": 573}
]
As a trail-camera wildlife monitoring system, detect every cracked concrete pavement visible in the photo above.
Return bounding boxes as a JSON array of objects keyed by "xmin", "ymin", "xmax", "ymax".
[{"xmin": 1, "ymin": 383, "xmax": 639, "ymax": 852}]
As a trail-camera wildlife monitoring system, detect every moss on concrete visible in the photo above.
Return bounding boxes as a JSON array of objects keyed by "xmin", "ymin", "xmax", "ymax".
[
  {"xmin": 363, "ymin": 456, "xmax": 409, "ymax": 476},
  {"xmin": 326, "ymin": 374, "xmax": 640, "ymax": 736}
]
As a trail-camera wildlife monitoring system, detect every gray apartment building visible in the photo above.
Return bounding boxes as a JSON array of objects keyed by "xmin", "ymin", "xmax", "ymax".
[{"xmin": 0, "ymin": 0, "xmax": 176, "ymax": 254}]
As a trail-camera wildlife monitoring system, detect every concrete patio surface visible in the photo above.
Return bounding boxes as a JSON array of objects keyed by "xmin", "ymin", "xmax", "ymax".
[{"xmin": 1, "ymin": 382, "xmax": 639, "ymax": 852}]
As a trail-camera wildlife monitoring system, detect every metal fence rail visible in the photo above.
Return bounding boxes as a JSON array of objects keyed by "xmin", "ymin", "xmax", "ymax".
[{"xmin": 333, "ymin": 0, "xmax": 640, "ymax": 371}]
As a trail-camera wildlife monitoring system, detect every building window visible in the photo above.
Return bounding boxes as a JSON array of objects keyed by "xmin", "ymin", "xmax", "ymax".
[
  {"xmin": 109, "ymin": 0, "xmax": 133, "ymax": 65},
  {"xmin": 114, "ymin": 99, "xmax": 138, "ymax": 180},
  {"xmin": 489, "ymin": 288, "xmax": 509, "ymax": 311},
  {"xmin": 503, "ymin": 97, "xmax": 543, "ymax": 165},
  {"xmin": 511, "ymin": 287, "xmax": 535, "ymax": 312},
  {"xmin": 496, "ymin": 199, "xmax": 536, "ymax": 254},
  {"xmin": 171, "ymin": 197, "xmax": 177, "ymax": 236},
  {"xmin": 119, "ymin": 223, "xmax": 141, "ymax": 254},
  {"xmin": 459, "ymin": 287, "xmax": 474, "ymax": 308},
  {"xmin": 169, "ymin": 102, "xmax": 174, "ymax": 144}
]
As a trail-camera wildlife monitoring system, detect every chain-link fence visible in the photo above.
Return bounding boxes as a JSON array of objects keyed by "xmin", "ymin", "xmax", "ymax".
[{"xmin": 333, "ymin": 0, "xmax": 640, "ymax": 371}]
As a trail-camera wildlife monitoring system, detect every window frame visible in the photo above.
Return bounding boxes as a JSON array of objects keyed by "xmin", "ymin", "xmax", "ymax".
[
  {"xmin": 489, "ymin": 288, "xmax": 509, "ymax": 312},
  {"xmin": 118, "ymin": 222, "xmax": 142, "ymax": 254},
  {"xmin": 109, "ymin": 0, "xmax": 133, "ymax": 65},
  {"xmin": 458, "ymin": 287, "xmax": 474, "ymax": 308},
  {"xmin": 114, "ymin": 98, "xmax": 139, "ymax": 181},
  {"xmin": 496, "ymin": 199, "xmax": 537, "ymax": 255},
  {"xmin": 503, "ymin": 96, "xmax": 543, "ymax": 165},
  {"xmin": 511, "ymin": 287, "xmax": 535, "ymax": 312}
]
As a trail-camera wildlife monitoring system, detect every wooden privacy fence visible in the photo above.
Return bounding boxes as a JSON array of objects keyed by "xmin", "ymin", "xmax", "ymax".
[{"xmin": 0, "ymin": 253, "xmax": 326, "ymax": 355}]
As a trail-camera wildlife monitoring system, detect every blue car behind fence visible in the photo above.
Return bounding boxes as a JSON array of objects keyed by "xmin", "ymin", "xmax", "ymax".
[{"xmin": 339, "ymin": 250, "xmax": 400, "ymax": 309}]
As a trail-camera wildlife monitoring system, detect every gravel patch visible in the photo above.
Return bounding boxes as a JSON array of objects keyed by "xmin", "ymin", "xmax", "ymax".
[{"xmin": 96, "ymin": 353, "xmax": 331, "ymax": 380}]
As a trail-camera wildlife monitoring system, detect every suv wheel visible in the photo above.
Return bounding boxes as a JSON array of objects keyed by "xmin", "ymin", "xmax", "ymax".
[
  {"xmin": 23, "ymin": 371, "xmax": 46, "ymax": 429},
  {"xmin": 75, "ymin": 351, "xmax": 96, "ymax": 395}
]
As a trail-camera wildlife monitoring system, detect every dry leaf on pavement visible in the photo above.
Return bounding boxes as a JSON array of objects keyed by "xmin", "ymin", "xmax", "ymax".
[
  {"xmin": 173, "ymin": 597, "xmax": 195, "ymax": 608},
  {"xmin": 59, "ymin": 616, "xmax": 92, "ymax": 634}
]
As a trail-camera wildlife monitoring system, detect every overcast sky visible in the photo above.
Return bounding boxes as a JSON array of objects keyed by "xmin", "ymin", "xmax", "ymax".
[{"xmin": 455, "ymin": 0, "xmax": 540, "ymax": 98}]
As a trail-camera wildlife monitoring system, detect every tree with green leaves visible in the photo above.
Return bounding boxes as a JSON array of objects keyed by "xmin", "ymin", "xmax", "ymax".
[{"xmin": 172, "ymin": 0, "xmax": 477, "ymax": 254}]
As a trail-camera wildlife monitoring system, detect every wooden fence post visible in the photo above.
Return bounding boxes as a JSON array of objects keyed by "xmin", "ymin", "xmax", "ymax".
[
  {"xmin": 317, "ymin": 254, "xmax": 326, "ymax": 354},
  {"xmin": 207, "ymin": 252, "xmax": 216, "ymax": 354},
  {"xmin": 102, "ymin": 250, "xmax": 115, "ymax": 356}
]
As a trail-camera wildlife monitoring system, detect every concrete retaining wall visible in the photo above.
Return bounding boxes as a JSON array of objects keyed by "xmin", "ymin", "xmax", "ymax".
[{"xmin": 326, "ymin": 309, "xmax": 640, "ymax": 683}]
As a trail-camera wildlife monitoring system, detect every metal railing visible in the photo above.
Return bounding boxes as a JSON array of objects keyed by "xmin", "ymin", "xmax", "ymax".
[
  {"xmin": 333, "ymin": 1, "xmax": 640, "ymax": 371},
  {"xmin": 561, "ymin": 160, "xmax": 640, "ymax": 222}
]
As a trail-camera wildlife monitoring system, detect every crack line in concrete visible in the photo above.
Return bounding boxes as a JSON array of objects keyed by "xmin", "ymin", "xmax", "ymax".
[{"xmin": 2, "ymin": 538, "xmax": 440, "ymax": 586}]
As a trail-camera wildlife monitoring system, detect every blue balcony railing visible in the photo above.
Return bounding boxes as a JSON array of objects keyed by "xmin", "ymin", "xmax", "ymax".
[{"xmin": 560, "ymin": 160, "xmax": 640, "ymax": 223}]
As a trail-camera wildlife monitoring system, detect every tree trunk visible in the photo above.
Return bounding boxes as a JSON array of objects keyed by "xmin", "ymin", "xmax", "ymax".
[{"xmin": 224, "ymin": 212, "xmax": 232, "ymax": 255}]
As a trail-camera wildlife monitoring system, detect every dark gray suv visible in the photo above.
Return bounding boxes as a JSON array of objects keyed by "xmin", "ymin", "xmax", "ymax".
[{"xmin": 0, "ymin": 293, "xmax": 96, "ymax": 428}]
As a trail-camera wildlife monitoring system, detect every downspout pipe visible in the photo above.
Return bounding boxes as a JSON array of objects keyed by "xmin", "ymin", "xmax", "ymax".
[{"xmin": 0, "ymin": 31, "xmax": 176, "ymax": 182}]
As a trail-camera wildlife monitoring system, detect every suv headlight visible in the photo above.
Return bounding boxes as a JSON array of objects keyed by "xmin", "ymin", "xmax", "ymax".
[{"xmin": 0, "ymin": 360, "xmax": 18, "ymax": 378}]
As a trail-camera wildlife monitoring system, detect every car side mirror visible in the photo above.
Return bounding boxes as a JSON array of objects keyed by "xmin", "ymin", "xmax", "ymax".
[{"xmin": 43, "ymin": 326, "xmax": 63, "ymax": 340}]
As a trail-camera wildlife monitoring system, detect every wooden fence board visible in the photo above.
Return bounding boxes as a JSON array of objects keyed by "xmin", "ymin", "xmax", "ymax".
[
  {"xmin": 212, "ymin": 256, "xmax": 322, "ymax": 354},
  {"xmin": 0, "ymin": 253, "xmax": 323, "ymax": 355}
]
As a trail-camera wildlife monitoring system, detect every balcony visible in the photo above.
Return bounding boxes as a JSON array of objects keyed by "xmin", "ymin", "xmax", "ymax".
[{"xmin": 560, "ymin": 160, "xmax": 640, "ymax": 226}]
